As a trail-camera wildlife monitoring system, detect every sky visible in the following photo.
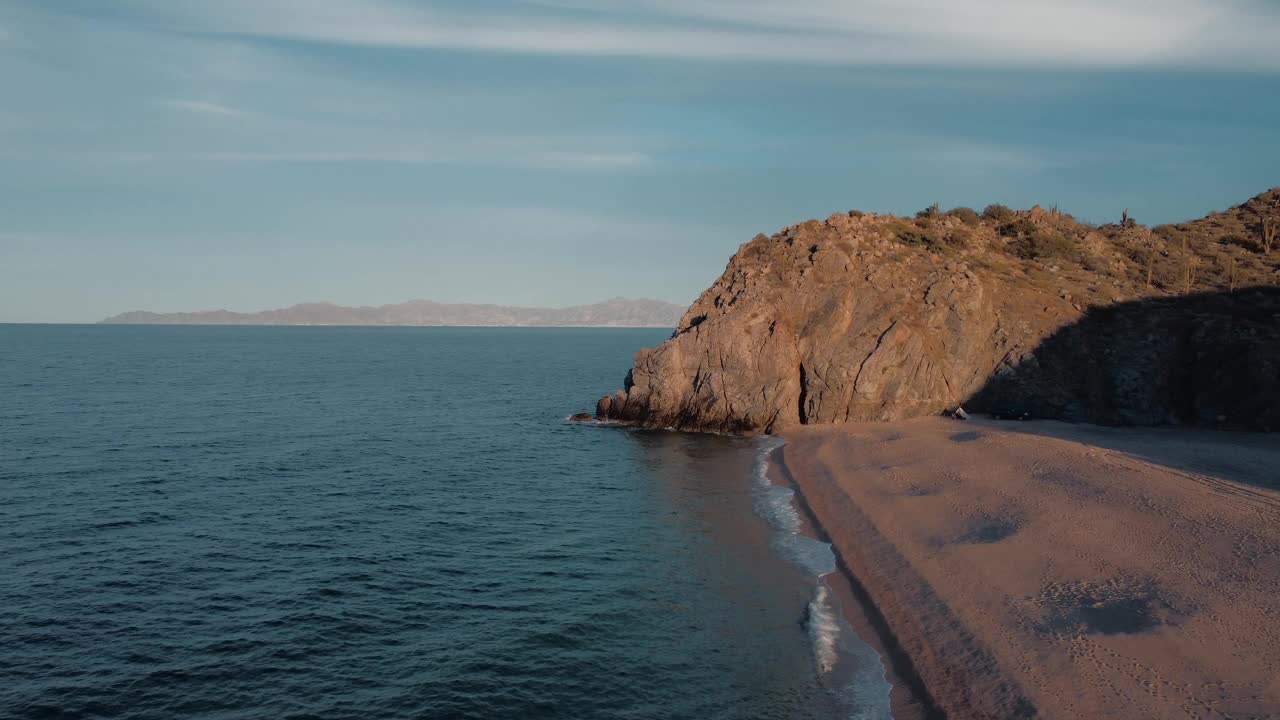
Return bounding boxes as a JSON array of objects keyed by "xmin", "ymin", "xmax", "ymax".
[{"xmin": 2, "ymin": 0, "xmax": 1279, "ymax": 322}]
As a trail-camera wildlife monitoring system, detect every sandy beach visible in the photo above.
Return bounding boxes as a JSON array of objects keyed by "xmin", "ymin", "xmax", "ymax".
[{"xmin": 780, "ymin": 417, "xmax": 1280, "ymax": 719}]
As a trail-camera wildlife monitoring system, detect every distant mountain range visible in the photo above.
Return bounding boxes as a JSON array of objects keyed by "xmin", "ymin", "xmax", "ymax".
[{"xmin": 100, "ymin": 297, "xmax": 686, "ymax": 328}]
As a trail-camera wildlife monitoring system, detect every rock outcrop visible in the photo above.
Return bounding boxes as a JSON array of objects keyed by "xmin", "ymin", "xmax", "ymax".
[{"xmin": 594, "ymin": 192, "xmax": 1280, "ymax": 433}]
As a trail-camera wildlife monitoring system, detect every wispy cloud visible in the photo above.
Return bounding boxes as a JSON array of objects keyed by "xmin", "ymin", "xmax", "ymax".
[
  {"xmin": 524, "ymin": 150, "xmax": 654, "ymax": 170},
  {"xmin": 120, "ymin": 0, "xmax": 1280, "ymax": 69},
  {"xmin": 91, "ymin": 143, "xmax": 655, "ymax": 172},
  {"xmin": 923, "ymin": 138, "xmax": 1055, "ymax": 173},
  {"xmin": 186, "ymin": 149, "xmax": 654, "ymax": 171},
  {"xmin": 856, "ymin": 129, "xmax": 1200, "ymax": 175},
  {"xmin": 161, "ymin": 99, "xmax": 252, "ymax": 119}
]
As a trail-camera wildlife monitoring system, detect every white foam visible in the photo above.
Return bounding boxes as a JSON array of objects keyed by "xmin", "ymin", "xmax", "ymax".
[
  {"xmin": 750, "ymin": 437, "xmax": 786, "ymax": 489},
  {"xmin": 750, "ymin": 438, "xmax": 836, "ymax": 574},
  {"xmin": 749, "ymin": 437, "xmax": 894, "ymax": 720},
  {"xmin": 807, "ymin": 583, "xmax": 842, "ymax": 674}
]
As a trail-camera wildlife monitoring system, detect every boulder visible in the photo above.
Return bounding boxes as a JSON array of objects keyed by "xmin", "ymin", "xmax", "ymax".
[{"xmin": 595, "ymin": 395, "xmax": 613, "ymax": 420}]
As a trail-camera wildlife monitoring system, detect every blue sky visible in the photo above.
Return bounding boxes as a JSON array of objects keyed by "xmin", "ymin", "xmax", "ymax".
[{"xmin": 2, "ymin": 0, "xmax": 1278, "ymax": 322}]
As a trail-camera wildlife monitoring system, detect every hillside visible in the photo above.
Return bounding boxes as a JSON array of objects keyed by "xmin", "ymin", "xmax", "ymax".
[
  {"xmin": 101, "ymin": 297, "xmax": 686, "ymax": 328},
  {"xmin": 592, "ymin": 189, "xmax": 1280, "ymax": 432}
]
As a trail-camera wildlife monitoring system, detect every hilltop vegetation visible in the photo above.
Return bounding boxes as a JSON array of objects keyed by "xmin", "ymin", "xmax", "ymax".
[{"xmin": 881, "ymin": 188, "xmax": 1280, "ymax": 297}]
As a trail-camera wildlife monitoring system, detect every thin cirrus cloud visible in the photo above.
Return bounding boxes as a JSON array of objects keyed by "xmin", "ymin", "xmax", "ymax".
[
  {"xmin": 0, "ymin": 6, "xmax": 662, "ymax": 175},
  {"xmin": 185, "ymin": 149, "xmax": 655, "ymax": 171},
  {"xmin": 101, "ymin": 143, "xmax": 655, "ymax": 172},
  {"xmin": 125, "ymin": 0, "xmax": 1280, "ymax": 68},
  {"xmin": 161, "ymin": 99, "xmax": 252, "ymax": 119}
]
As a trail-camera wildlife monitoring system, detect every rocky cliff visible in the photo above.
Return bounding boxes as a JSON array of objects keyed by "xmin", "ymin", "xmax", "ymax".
[{"xmin": 594, "ymin": 191, "xmax": 1280, "ymax": 433}]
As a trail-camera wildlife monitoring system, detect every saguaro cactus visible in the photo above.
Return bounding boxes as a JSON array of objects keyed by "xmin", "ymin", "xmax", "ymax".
[
  {"xmin": 1181, "ymin": 236, "xmax": 1198, "ymax": 292},
  {"xmin": 1264, "ymin": 216, "xmax": 1277, "ymax": 254}
]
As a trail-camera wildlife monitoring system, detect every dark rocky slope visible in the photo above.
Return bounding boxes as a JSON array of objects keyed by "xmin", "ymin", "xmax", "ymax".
[{"xmin": 594, "ymin": 191, "xmax": 1280, "ymax": 433}]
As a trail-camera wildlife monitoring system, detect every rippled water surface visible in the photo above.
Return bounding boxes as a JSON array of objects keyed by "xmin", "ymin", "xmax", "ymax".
[{"xmin": 1, "ymin": 325, "xmax": 885, "ymax": 719}]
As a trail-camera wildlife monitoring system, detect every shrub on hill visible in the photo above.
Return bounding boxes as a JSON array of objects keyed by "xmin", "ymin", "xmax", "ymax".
[
  {"xmin": 947, "ymin": 207, "xmax": 982, "ymax": 226},
  {"xmin": 998, "ymin": 218, "xmax": 1039, "ymax": 238},
  {"xmin": 916, "ymin": 203, "xmax": 942, "ymax": 219},
  {"xmin": 1010, "ymin": 228, "xmax": 1077, "ymax": 261},
  {"xmin": 890, "ymin": 219, "xmax": 950, "ymax": 254},
  {"xmin": 983, "ymin": 204, "xmax": 1016, "ymax": 223}
]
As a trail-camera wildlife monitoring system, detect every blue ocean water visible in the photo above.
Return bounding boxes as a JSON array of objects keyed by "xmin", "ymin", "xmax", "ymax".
[{"xmin": 0, "ymin": 325, "xmax": 888, "ymax": 720}]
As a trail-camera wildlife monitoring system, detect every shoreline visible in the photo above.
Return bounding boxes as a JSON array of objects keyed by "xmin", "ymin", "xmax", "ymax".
[
  {"xmin": 750, "ymin": 439, "xmax": 896, "ymax": 718},
  {"xmin": 778, "ymin": 417, "xmax": 1280, "ymax": 719},
  {"xmin": 769, "ymin": 444, "xmax": 943, "ymax": 720}
]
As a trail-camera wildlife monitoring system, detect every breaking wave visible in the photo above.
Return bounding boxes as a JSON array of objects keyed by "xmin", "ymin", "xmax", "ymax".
[
  {"xmin": 750, "ymin": 437, "xmax": 894, "ymax": 719},
  {"xmin": 807, "ymin": 584, "xmax": 842, "ymax": 674}
]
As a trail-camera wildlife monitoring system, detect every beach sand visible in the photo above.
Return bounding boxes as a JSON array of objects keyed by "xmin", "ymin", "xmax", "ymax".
[{"xmin": 780, "ymin": 417, "xmax": 1280, "ymax": 719}]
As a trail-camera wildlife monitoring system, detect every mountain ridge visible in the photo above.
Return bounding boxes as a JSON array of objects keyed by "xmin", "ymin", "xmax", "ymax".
[{"xmin": 101, "ymin": 297, "xmax": 685, "ymax": 328}]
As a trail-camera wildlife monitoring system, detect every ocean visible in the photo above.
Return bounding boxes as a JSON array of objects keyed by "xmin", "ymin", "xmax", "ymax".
[{"xmin": 0, "ymin": 325, "xmax": 890, "ymax": 720}]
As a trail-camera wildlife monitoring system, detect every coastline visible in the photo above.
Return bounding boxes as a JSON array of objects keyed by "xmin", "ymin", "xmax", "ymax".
[
  {"xmin": 749, "ymin": 439, "xmax": 896, "ymax": 719},
  {"xmin": 778, "ymin": 417, "xmax": 1280, "ymax": 719},
  {"xmin": 768, "ymin": 444, "xmax": 943, "ymax": 720},
  {"xmin": 765, "ymin": 446, "xmax": 937, "ymax": 720}
]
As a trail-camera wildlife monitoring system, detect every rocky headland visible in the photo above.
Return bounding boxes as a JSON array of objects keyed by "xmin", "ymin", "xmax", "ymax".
[{"xmin": 594, "ymin": 190, "xmax": 1280, "ymax": 432}]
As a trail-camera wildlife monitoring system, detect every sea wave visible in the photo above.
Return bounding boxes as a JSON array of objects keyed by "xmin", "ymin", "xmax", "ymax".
[
  {"xmin": 751, "ymin": 439, "xmax": 835, "ymax": 576},
  {"xmin": 750, "ymin": 437, "xmax": 894, "ymax": 719},
  {"xmin": 807, "ymin": 583, "xmax": 842, "ymax": 674}
]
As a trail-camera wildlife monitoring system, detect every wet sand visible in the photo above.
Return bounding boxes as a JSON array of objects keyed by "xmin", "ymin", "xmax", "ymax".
[{"xmin": 780, "ymin": 417, "xmax": 1280, "ymax": 719}]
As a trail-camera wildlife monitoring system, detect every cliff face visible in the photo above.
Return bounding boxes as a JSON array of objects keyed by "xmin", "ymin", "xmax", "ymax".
[{"xmin": 595, "ymin": 192, "xmax": 1280, "ymax": 433}]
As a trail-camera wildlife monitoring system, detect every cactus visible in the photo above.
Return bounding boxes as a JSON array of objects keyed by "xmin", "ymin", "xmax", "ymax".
[
  {"xmin": 917, "ymin": 202, "xmax": 942, "ymax": 219},
  {"xmin": 1180, "ymin": 236, "xmax": 1198, "ymax": 292},
  {"xmin": 1264, "ymin": 216, "xmax": 1277, "ymax": 254}
]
